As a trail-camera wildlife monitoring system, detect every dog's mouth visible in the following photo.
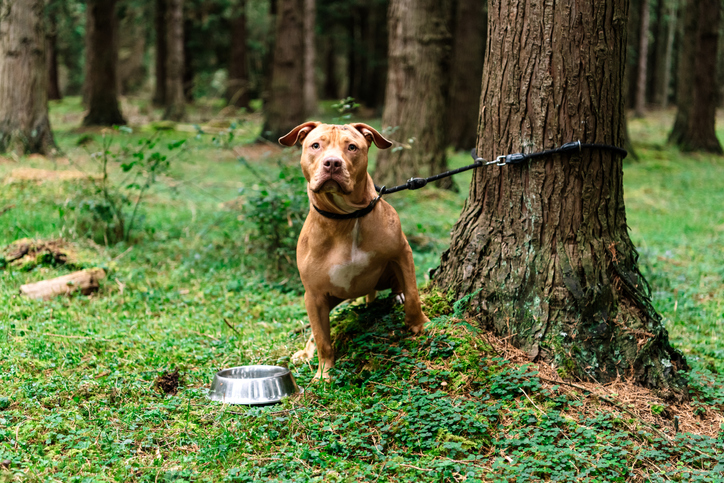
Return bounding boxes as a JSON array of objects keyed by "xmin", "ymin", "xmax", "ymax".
[{"xmin": 312, "ymin": 177, "xmax": 352, "ymax": 194}]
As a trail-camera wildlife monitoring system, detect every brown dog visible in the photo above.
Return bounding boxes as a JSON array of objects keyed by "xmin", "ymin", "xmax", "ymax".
[{"xmin": 279, "ymin": 122, "xmax": 429, "ymax": 380}]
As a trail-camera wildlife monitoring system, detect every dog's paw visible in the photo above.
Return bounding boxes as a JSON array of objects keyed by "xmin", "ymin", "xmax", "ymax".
[
  {"xmin": 394, "ymin": 293, "xmax": 405, "ymax": 305},
  {"xmin": 291, "ymin": 348, "xmax": 314, "ymax": 365}
]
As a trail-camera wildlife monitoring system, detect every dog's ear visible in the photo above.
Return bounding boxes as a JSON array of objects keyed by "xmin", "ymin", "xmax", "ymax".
[
  {"xmin": 351, "ymin": 123, "xmax": 392, "ymax": 149},
  {"xmin": 278, "ymin": 121, "xmax": 320, "ymax": 146}
]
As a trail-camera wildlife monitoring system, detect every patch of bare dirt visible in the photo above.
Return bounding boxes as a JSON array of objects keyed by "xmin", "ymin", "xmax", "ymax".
[
  {"xmin": 155, "ymin": 370, "xmax": 181, "ymax": 395},
  {"xmin": 4, "ymin": 167, "xmax": 94, "ymax": 184},
  {"xmin": 232, "ymin": 143, "xmax": 282, "ymax": 162}
]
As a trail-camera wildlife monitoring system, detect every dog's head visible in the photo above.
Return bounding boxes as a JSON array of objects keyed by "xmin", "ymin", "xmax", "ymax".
[{"xmin": 279, "ymin": 122, "xmax": 391, "ymax": 195}]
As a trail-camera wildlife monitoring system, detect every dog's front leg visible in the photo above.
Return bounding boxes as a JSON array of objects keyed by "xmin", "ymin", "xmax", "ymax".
[
  {"xmin": 304, "ymin": 292, "xmax": 335, "ymax": 380},
  {"xmin": 392, "ymin": 246, "xmax": 429, "ymax": 334}
]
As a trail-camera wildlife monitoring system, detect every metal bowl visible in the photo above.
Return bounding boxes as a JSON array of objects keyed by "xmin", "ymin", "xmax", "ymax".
[{"xmin": 208, "ymin": 365, "xmax": 302, "ymax": 405}]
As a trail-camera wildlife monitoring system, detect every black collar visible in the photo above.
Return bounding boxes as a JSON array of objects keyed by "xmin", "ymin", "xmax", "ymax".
[{"xmin": 312, "ymin": 195, "xmax": 382, "ymax": 220}]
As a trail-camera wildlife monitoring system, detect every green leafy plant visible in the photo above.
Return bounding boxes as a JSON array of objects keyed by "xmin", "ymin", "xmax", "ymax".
[
  {"xmin": 241, "ymin": 161, "xmax": 307, "ymax": 282},
  {"xmin": 331, "ymin": 97, "xmax": 360, "ymax": 122},
  {"xmin": 63, "ymin": 128, "xmax": 185, "ymax": 244}
]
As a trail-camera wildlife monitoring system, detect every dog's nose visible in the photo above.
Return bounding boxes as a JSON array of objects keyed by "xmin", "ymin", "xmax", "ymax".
[{"xmin": 322, "ymin": 157, "xmax": 343, "ymax": 173}]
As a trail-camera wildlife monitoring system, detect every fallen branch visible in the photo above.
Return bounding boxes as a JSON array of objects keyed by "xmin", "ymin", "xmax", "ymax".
[{"xmin": 20, "ymin": 268, "xmax": 106, "ymax": 300}]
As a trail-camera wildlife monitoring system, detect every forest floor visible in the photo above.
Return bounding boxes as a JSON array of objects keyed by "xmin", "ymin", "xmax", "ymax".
[{"xmin": 0, "ymin": 99, "xmax": 723, "ymax": 482}]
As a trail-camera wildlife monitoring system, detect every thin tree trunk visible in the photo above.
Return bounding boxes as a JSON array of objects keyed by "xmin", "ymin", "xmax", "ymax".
[
  {"xmin": 626, "ymin": 0, "xmax": 641, "ymax": 108},
  {"xmin": 227, "ymin": 0, "xmax": 251, "ymax": 109},
  {"xmin": 651, "ymin": 0, "xmax": 667, "ymax": 106},
  {"xmin": 153, "ymin": 0, "xmax": 167, "ymax": 106},
  {"xmin": 661, "ymin": 0, "xmax": 677, "ymax": 107},
  {"xmin": 303, "ymin": 0, "xmax": 317, "ymax": 115},
  {"xmin": 435, "ymin": 0, "xmax": 687, "ymax": 401},
  {"xmin": 669, "ymin": 0, "xmax": 722, "ymax": 153},
  {"xmin": 82, "ymin": 0, "xmax": 126, "ymax": 126},
  {"xmin": 0, "ymin": 0, "xmax": 56, "ymax": 154},
  {"xmin": 323, "ymin": 42, "xmax": 339, "ymax": 99},
  {"xmin": 374, "ymin": 0, "xmax": 454, "ymax": 189},
  {"xmin": 446, "ymin": 0, "xmax": 486, "ymax": 151},
  {"xmin": 261, "ymin": 0, "xmax": 304, "ymax": 142},
  {"xmin": 164, "ymin": 0, "xmax": 185, "ymax": 121},
  {"xmin": 634, "ymin": 0, "xmax": 650, "ymax": 117},
  {"xmin": 46, "ymin": 15, "xmax": 61, "ymax": 101}
]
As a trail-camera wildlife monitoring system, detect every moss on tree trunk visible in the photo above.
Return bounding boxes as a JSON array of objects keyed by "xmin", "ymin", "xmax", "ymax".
[{"xmin": 434, "ymin": 0, "xmax": 688, "ymax": 401}]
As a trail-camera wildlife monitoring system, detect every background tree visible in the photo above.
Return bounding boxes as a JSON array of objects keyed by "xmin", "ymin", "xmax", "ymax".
[
  {"xmin": 154, "ymin": 0, "xmax": 168, "ymax": 106},
  {"xmin": 260, "ymin": 0, "xmax": 304, "ymax": 141},
  {"xmin": 374, "ymin": 0, "xmax": 453, "ymax": 188},
  {"xmin": 0, "ymin": 0, "xmax": 56, "ymax": 154},
  {"xmin": 446, "ymin": 0, "xmax": 486, "ymax": 151},
  {"xmin": 226, "ymin": 0, "xmax": 251, "ymax": 109},
  {"xmin": 649, "ymin": 0, "xmax": 676, "ymax": 107},
  {"xmin": 46, "ymin": 5, "xmax": 61, "ymax": 101},
  {"xmin": 434, "ymin": 0, "xmax": 687, "ymax": 399},
  {"xmin": 164, "ymin": 0, "xmax": 186, "ymax": 121},
  {"xmin": 668, "ymin": 0, "xmax": 722, "ymax": 153},
  {"xmin": 82, "ymin": 0, "xmax": 126, "ymax": 126},
  {"xmin": 303, "ymin": 0, "xmax": 317, "ymax": 115},
  {"xmin": 634, "ymin": 0, "xmax": 650, "ymax": 117}
]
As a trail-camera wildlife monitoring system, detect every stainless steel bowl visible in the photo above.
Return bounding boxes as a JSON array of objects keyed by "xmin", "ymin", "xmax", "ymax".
[{"xmin": 208, "ymin": 365, "xmax": 302, "ymax": 405}]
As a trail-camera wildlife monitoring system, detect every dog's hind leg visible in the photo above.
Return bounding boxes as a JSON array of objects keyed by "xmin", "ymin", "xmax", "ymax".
[{"xmin": 366, "ymin": 290, "xmax": 377, "ymax": 304}]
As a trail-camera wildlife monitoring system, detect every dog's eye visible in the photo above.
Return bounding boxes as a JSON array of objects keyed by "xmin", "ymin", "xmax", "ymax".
[
  {"xmin": 348, "ymin": 144, "xmax": 358, "ymax": 152},
  {"xmin": 311, "ymin": 142, "xmax": 320, "ymax": 149}
]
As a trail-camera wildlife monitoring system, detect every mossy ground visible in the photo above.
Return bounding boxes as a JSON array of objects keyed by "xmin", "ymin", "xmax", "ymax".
[{"xmin": 0, "ymin": 100, "xmax": 723, "ymax": 481}]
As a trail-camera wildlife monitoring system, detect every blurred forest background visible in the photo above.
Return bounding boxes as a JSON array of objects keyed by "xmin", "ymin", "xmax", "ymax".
[{"xmin": 3, "ymin": 0, "xmax": 722, "ymax": 159}]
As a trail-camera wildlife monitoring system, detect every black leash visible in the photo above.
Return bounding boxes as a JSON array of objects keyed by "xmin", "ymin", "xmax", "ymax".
[{"xmin": 314, "ymin": 140, "xmax": 627, "ymax": 220}]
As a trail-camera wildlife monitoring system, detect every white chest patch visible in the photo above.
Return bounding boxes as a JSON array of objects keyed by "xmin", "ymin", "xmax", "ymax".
[{"xmin": 328, "ymin": 221, "xmax": 374, "ymax": 291}]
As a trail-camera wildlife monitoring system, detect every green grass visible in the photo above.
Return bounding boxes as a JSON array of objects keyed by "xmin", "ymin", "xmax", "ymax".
[{"xmin": 0, "ymin": 101, "xmax": 723, "ymax": 481}]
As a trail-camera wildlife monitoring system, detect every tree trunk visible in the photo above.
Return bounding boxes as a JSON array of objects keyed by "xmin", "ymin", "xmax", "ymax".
[
  {"xmin": 434, "ymin": 0, "xmax": 687, "ymax": 401},
  {"xmin": 227, "ymin": 0, "xmax": 251, "ymax": 109},
  {"xmin": 182, "ymin": 16, "xmax": 194, "ymax": 102},
  {"xmin": 634, "ymin": 0, "xmax": 650, "ymax": 117},
  {"xmin": 374, "ymin": 0, "xmax": 453, "ymax": 189},
  {"xmin": 446, "ymin": 0, "xmax": 486, "ymax": 151},
  {"xmin": 153, "ymin": 0, "xmax": 167, "ymax": 106},
  {"xmin": 82, "ymin": 0, "xmax": 126, "ymax": 126},
  {"xmin": 626, "ymin": 0, "xmax": 641, "ymax": 108},
  {"xmin": 260, "ymin": 0, "xmax": 304, "ymax": 142},
  {"xmin": 661, "ymin": 0, "xmax": 677, "ymax": 108},
  {"xmin": 0, "ymin": 0, "xmax": 56, "ymax": 154},
  {"xmin": 46, "ymin": 15, "xmax": 61, "ymax": 101},
  {"xmin": 303, "ymin": 0, "xmax": 317, "ymax": 115},
  {"xmin": 164, "ymin": 0, "xmax": 185, "ymax": 121},
  {"xmin": 323, "ymin": 41, "xmax": 339, "ymax": 99},
  {"xmin": 651, "ymin": 0, "xmax": 667, "ymax": 106},
  {"xmin": 669, "ymin": 0, "xmax": 722, "ymax": 153}
]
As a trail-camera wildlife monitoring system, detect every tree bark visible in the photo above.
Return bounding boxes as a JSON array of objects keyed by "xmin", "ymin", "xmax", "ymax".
[
  {"xmin": 82, "ymin": 0, "xmax": 126, "ymax": 126},
  {"xmin": 164, "ymin": 0, "xmax": 185, "ymax": 121},
  {"xmin": 374, "ymin": 0, "xmax": 454, "ymax": 189},
  {"xmin": 260, "ymin": 0, "xmax": 304, "ymax": 142},
  {"xmin": 0, "ymin": 0, "xmax": 56, "ymax": 154},
  {"xmin": 669, "ymin": 0, "xmax": 722, "ymax": 153},
  {"xmin": 46, "ymin": 14, "xmax": 61, "ymax": 101},
  {"xmin": 226, "ymin": 0, "xmax": 251, "ymax": 109},
  {"xmin": 153, "ymin": 0, "xmax": 167, "ymax": 106},
  {"xmin": 634, "ymin": 0, "xmax": 650, "ymax": 117},
  {"xmin": 434, "ymin": 0, "xmax": 687, "ymax": 400},
  {"xmin": 446, "ymin": 0, "xmax": 486, "ymax": 151},
  {"xmin": 303, "ymin": 0, "xmax": 317, "ymax": 115}
]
